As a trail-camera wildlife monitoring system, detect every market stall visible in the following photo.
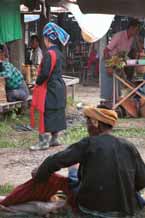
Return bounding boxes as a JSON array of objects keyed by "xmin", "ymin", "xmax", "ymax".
[{"xmin": 111, "ymin": 58, "xmax": 145, "ymax": 117}]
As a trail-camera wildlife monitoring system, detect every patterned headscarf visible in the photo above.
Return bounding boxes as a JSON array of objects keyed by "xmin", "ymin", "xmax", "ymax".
[
  {"xmin": 43, "ymin": 22, "xmax": 70, "ymax": 46},
  {"xmin": 84, "ymin": 106, "xmax": 118, "ymax": 127}
]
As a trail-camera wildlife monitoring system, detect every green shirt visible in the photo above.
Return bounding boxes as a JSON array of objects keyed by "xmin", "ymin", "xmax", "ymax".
[{"xmin": 0, "ymin": 61, "xmax": 23, "ymax": 90}]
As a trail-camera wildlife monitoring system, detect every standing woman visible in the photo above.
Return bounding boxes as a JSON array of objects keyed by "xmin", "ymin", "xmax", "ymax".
[{"xmin": 30, "ymin": 22, "xmax": 70, "ymax": 150}]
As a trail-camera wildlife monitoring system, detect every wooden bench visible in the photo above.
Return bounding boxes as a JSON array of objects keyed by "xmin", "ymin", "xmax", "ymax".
[
  {"xmin": 0, "ymin": 75, "xmax": 79, "ymax": 116},
  {"xmin": 0, "ymin": 95, "xmax": 32, "ymax": 114}
]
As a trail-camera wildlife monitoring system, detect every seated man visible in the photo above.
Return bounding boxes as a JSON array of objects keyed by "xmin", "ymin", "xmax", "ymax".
[
  {"xmin": 0, "ymin": 106, "xmax": 145, "ymax": 218},
  {"xmin": 0, "ymin": 44, "xmax": 29, "ymax": 102}
]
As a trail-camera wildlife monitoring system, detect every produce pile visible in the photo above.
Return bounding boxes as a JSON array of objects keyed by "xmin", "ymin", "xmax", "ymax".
[{"xmin": 105, "ymin": 51, "xmax": 128, "ymax": 70}]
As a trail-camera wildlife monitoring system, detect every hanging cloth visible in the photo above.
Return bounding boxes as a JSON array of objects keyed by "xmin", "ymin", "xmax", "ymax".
[
  {"xmin": 30, "ymin": 50, "xmax": 57, "ymax": 133},
  {"xmin": 0, "ymin": 0, "xmax": 22, "ymax": 43}
]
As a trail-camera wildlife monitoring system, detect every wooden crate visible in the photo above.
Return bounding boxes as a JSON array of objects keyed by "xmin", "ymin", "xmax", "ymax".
[{"xmin": 0, "ymin": 77, "xmax": 7, "ymax": 103}]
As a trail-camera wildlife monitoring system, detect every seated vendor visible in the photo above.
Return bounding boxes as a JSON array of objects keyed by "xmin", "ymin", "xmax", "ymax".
[
  {"xmin": 0, "ymin": 106, "xmax": 145, "ymax": 218},
  {"xmin": 0, "ymin": 44, "xmax": 29, "ymax": 102}
]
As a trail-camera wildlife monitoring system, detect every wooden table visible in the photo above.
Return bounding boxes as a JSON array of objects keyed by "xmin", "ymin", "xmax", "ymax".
[
  {"xmin": 28, "ymin": 75, "xmax": 80, "ymax": 102},
  {"xmin": 0, "ymin": 96, "xmax": 32, "ymax": 118},
  {"xmin": 112, "ymin": 63, "xmax": 145, "ymax": 113},
  {"xmin": 62, "ymin": 75, "xmax": 79, "ymax": 101}
]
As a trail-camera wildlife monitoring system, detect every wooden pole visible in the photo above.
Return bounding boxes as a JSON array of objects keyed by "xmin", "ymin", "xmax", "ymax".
[{"xmin": 8, "ymin": 14, "xmax": 25, "ymax": 70}]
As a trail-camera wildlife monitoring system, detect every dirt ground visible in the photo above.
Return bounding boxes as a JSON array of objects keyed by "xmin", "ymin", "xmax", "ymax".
[{"xmin": 1, "ymin": 84, "xmax": 145, "ymax": 187}]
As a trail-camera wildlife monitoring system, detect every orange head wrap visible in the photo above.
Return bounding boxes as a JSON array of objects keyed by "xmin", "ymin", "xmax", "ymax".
[{"xmin": 84, "ymin": 106, "xmax": 118, "ymax": 127}]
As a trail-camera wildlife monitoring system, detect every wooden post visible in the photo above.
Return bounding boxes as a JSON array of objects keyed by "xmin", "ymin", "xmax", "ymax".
[
  {"xmin": 8, "ymin": 14, "xmax": 25, "ymax": 70},
  {"xmin": 71, "ymin": 85, "xmax": 75, "ymax": 102},
  {"xmin": 37, "ymin": 6, "xmax": 50, "ymax": 51},
  {"xmin": 99, "ymin": 35, "xmax": 107, "ymax": 99}
]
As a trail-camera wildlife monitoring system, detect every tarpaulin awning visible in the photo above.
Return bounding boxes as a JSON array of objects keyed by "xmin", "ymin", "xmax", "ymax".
[
  {"xmin": 24, "ymin": 14, "xmax": 40, "ymax": 23},
  {"xmin": 0, "ymin": 0, "xmax": 22, "ymax": 44}
]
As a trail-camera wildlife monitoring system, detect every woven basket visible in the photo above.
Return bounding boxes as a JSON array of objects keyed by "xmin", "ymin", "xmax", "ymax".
[
  {"xmin": 139, "ymin": 98, "xmax": 145, "ymax": 117},
  {"xmin": 0, "ymin": 77, "xmax": 7, "ymax": 103},
  {"xmin": 120, "ymin": 97, "xmax": 138, "ymax": 118},
  {"xmin": 21, "ymin": 64, "xmax": 31, "ymax": 84}
]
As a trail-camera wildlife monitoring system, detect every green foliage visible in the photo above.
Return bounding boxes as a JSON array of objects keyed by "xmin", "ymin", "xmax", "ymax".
[
  {"xmin": 60, "ymin": 124, "xmax": 88, "ymax": 145},
  {"xmin": 0, "ymin": 110, "xmax": 38, "ymax": 148},
  {"xmin": 0, "ymin": 122, "xmax": 12, "ymax": 135},
  {"xmin": 113, "ymin": 127, "xmax": 145, "ymax": 137},
  {"xmin": 67, "ymin": 96, "xmax": 74, "ymax": 107},
  {"xmin": 105, "ymin": 54, "xmax": 127, "ymax": 70},
  {"xmin": 0, "ymin": 184, "xmax": 13, "ymax": 195},
  {"xmin": 0, "ymin": 110, "xmax": 145, "ymax": 149}
]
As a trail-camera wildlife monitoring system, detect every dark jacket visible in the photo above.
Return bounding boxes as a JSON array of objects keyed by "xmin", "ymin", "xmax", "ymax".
[
  {"xmin": 36, "ymin": 45, "xmax": 66, "ymax": 110},
  {"xmin": 35, "ymin": 134, "xmax": 145, "ymax": 215}
]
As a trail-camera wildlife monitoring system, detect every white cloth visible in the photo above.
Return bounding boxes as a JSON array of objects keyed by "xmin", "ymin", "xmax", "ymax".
[{"xmin": 30, "ymin": 47, "xmax": 43, "ymax": 65}]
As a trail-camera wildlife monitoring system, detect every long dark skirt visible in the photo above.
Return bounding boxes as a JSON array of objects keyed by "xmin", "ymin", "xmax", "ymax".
[{"xmin": 44, "ymin": 108, "xmax": 66, "ymax": 133}]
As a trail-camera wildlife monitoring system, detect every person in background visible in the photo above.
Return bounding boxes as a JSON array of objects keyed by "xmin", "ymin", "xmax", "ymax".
[
  {"xmin": 0, "ymin": 44, "xmax": 29, "ymax": 102},
  {"xmin": 87, "ymin": 44, "xmax": 99, "ymax": 79},
  {"xmin": 100, "ymin": 19, "xmax": 141, "ymax": 108},
  {"xmin": 125, "ymin": 35, "xmax": 143, "ymax": 81},
  {"xmin": 0, "ymin": 106, "xmax": 145, "ymax": 218},
  {"xmin": 30, "ymin": 35, "xmax": 43, "ymax": 66},
  {"xmin": 30, "ymin": 22, "xmax": 70, "ymax": 150}
]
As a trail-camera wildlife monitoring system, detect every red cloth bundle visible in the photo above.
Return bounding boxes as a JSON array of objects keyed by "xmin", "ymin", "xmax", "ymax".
[{"xmin": 0, "ymin": 173, "xmax": 77, "ymax": 211}]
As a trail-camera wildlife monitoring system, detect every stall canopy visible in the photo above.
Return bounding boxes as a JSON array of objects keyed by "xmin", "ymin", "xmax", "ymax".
[
  {"xmin": 77, "ymin": 0, "xmax": 145, "ymax": 17},
  {"xmin": 0, "ymin": 0, "xmax": 22, "ymax": 44},
  {"xmin": 46, "ymin": 0, "xmax": 145, "ymax": 17},
  {"xmin": 18, "ymin": 0, "xmax": 145, "ymax": 18}
]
